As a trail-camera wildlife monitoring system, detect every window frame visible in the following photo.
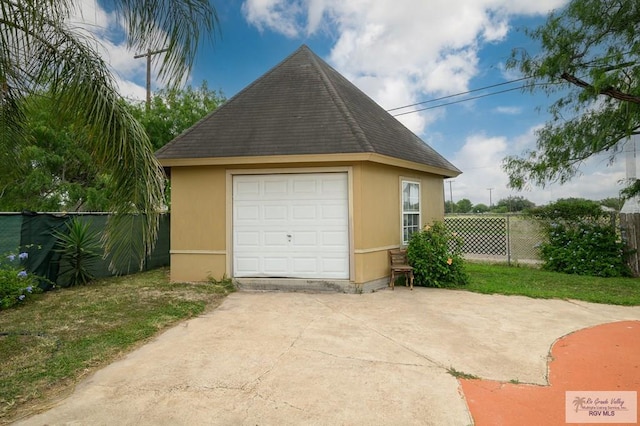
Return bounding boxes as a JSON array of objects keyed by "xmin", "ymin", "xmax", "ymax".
[{"xmin": 401, "ymin": 179, "xmax": 421, "ymax": 245}]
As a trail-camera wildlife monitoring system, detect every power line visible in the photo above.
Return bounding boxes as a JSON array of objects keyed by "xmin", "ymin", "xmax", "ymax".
[
  {"xmin": 386, "ymin": 76, "xmax": 530, "ymax": 112},
  {"xmin": 392, "ymin": 85, "xmax": 527, "ymax": 117},
  {"xmin": 390, "ymin": 79, "xmax": 566, "ymax": 117}
]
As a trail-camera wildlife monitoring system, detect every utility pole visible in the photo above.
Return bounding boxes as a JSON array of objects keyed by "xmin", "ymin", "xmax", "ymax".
[
  {"xmin": 448, "ymin": 180, "xmax": 455, "ymax": 213},
  {"xmin": 487, "ymin": 188, "xmax": 494, "ymax": 208},
  {"xmin": 133, "ymin": 48, "xmax": 169, "ymax": 111}
]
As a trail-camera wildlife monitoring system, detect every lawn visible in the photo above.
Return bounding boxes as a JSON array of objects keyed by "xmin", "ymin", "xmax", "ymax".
[
  {"xmin": 462, "ymin": 262, "xmax": 640, "ymax": 306},
  {"xmin": 0, "ymin": 268, "xmax": 233, "ymax": 424}
]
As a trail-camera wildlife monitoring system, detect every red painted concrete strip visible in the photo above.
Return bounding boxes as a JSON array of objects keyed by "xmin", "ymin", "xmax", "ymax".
[{"xmin": 460, "ymin": 321, "xmax": 640, "ymax": 426}]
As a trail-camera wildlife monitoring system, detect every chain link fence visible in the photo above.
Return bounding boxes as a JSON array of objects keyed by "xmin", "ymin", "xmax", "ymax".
[{"xmin": 444, "ymin": 214, "xmax": 546, "ymax": 265}]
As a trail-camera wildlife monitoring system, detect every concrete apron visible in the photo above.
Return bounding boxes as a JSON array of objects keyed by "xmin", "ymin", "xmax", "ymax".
[{"xmin": 16, "ymin": 289, "xmax": 640, "ymax": 426}]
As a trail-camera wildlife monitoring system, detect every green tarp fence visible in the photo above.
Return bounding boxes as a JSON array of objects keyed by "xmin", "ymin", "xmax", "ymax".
[{"xmin": 0, "ymin": 212, "xmax": 170, "ymax": 288}]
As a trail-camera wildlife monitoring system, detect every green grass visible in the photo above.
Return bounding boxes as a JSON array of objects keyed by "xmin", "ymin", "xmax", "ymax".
[
  {"xmin": 0, "ymin": 268, "xmax": 234, "ymax": 424},
  {"xmin": 460, "ymin": 262, "xmax": 640, "ymax": 306}
]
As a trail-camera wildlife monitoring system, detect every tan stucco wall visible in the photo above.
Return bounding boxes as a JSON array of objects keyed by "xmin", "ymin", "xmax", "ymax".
[
  {"xmin": 169, "ymin": 166, "xmax": 227, "ymax": 281},
  {"xmin": 169, "ymin": 253, "xmax": 226, "ymax": 283},
  {"xmin": 168, "ymin": 162, "xmax": 446, "ymax": 284},
  {"xmin": 352, "ymin": 162, "xmax": 445, "ymax": 285}
]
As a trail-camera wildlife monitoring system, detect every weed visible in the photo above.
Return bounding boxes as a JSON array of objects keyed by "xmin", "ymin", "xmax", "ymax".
[
  {"xmin": 447, "ymin": 367, "xmax": 479, "ymax": 380},
  {"xmin": 207, "ymin": 275, "xmax": 236, "ymax": 295}
]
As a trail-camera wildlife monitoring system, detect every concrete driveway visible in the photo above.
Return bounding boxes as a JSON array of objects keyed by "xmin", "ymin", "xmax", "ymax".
[{"xmin": 16, "ymin": 288, "xmax": 640, "ymax": 425}]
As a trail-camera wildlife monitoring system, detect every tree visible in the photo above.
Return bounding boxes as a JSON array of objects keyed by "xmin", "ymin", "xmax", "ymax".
[
  {"xmin": 600, "ymin": 197, "xmax": 624, "ymax": 211},
  {"xmin": 529, "ymin": 198, "xmax": 605, "ymax": 221},
  {"xmin": 455, "ymin": 198, "xmax": 473, "ymax": 213},
  {"xmin": 0, "ymin": 0, "xmax": 217, "ymax": 271},
  {"xmin": 495, "ymin": 196, "xmax": 536, "ymax": 212},
  {"xmin": 503, "ymin": 0, "xmax": 640, "ymax": 197},
  {"xmin": 0, "ymin": 84, "xmax": 224, "ymax": 212},
  {"xmin": 444, "ymin": 201, "xmax": 456, "ymax": 214},
  {"xmin": 129, "ymin": 82, "xmax": 225, "ymax": 150},
  {"xmin": 472, "ymin": 203, "xmax": 490, "ymax": 213},
  {"xmin": 0, "ymin": 93, "xmax": 111, "ymax": 212}
]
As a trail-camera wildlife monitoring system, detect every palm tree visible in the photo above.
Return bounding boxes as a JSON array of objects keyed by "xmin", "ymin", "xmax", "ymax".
[
  {"xmin": 573, "ymin": 396, "xmax": 586, "ymax": 412},
  {"xmin": 0, "ymin": 0, "xmax": 217, "ymax": 271}
]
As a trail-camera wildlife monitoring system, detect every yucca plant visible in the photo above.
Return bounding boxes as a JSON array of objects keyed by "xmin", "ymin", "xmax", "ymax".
[{"xmin": 53, "ymin": 218, "xmax": 102, "ymax": 286}]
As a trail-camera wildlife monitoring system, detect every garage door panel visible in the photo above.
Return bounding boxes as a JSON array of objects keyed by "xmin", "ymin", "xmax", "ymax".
[
  {"xmin": 293, "ymin": 179, "xmax": 317, "ymax": 194},
  {"xmin": 291, "ymin": 205, "xmax": 319, "ymax": 221},
  {"xmin": 263, "ymin": 257, "xmax": 288, "ymax": 274},
  {"xmin": 236, "ymin": 257, "xmax": 260, "ymax": 275},
  {"xmin": 233, "ymin": 179, "xmax": 260, "ymax": 200},
  {"xmin": 291, "ymin": 257, "xmax": 318, "ymax": 274},
  {"xmin": 293, "ymin": 232, "xmax": 317, "ymax": 246},
  {"xmin": 322, "ymin": 231, "xmax": 348, "ymax": 247},
  {"xmin": 321, "ymin": 204, "xmax": 348, "ymax": 220},
  {"xmin": 235, "ymin": 204, "xmax": 260, "ymax": 222},
  {"xmin": 236, "ymin": 231, "xmax": 260, "ymax": 247},
  {"xmin": 233, "ymin": 173, "xmax": 348, "ymax": 279},
  {"xmin": 263, "ymin": 205, "xmax": 288, "ymax": 221},
  {"xmin": 264, "ymin": 232, "xmax": 288, "ymax": 247},
  {"xmin": 322, "ymin": 257, "xmax": 349, "ymax": 274},
  {"xmin": 322, "ymin": 178, "xmax": 347, "ymax": 195},
  {"xmin": 264, "ymin": 179, "xmax": 288, "ymax": 196}
]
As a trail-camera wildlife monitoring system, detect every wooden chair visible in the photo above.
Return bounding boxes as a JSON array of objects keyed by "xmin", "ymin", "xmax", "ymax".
[{"xmin": 388, "ymin": 249, "xmax": 414, "ymax": 290}]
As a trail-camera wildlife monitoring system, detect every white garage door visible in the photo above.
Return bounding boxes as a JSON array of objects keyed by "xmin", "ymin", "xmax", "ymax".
[{"xmin": 233, "ymin": 173, "xmax": 349, "ymax": 279}]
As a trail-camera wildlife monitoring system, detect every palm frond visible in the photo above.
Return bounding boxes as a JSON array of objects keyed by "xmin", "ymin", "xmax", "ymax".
[
  {"xmin": 111, "ymin": 0, "xmax": 218, "ymax": 87},
  {"xmin": 0, "ymin": 0, "xmax": 216, "ymax": 271}
]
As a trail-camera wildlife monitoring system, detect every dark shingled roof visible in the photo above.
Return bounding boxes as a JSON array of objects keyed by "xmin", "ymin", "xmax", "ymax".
[{"xmin": 156, "ymin": 45, "xmax": 461, "ymax": 176}]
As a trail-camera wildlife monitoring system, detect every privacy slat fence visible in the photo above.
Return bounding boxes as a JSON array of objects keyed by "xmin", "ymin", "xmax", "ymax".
[
  {"xmin": 620, "ymin": 213, "xmax": 640, "ymax": 276},
  {"xmin": 0, "ymin": 212, "xmax": 170, "ymax": 287}
]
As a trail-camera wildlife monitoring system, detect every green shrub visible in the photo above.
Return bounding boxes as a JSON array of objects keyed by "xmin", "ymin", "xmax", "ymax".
[
  {"xmin": 529, "ymin": 198, "xmax": 605, "ymax": 221},
  {"xmin": 407, "ymin": 222, "xmax": 469, "ymax": 287},
  {"xmin": 53, "ymin": 218, "xmax": 102, "ymax": 286},
  {"xmin": 0, "ymin": 251, "xmax": 41, "ymax": 309},
  {"xmin": 529, "ymin": 198, "xmax": 631, "ymax": 277},
  {"xmin": 540, "ymin": 221, "xmax": 631, "ymax": 277}
]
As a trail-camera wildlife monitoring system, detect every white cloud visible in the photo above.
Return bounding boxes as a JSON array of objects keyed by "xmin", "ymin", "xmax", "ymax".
[
  {"xmin": 115, "ymin": 78, "xmax": 147, "ymax": 103},
  {"xmin": 241, "ymin": 0, "xmax": 571, "ymax": 137},
  {"xmin": 449, "ymin": 128, "xmax": 626, "ymax": 206},
  {"xmin": 241, "ymin": 0, "xmax": 304, "ymax": 37},
  {"xmin": 70, "ymin": 0, "xmax": 116, "ymax": 37},
  {"xmin": 493, "ymin": 106, "xmax": 523, "ymax": 115},
  {"xmin": 448, "ymin": 134, "xmax": 509, "ymax": 205},
  {"xmin": 69, "ymin": 0, "xmax": 155, "ymax": 101}
]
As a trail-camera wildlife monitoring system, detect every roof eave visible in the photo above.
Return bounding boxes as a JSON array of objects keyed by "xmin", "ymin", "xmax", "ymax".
[{"xmin": 158, "ymin": 153, "xmax": 462, "ymax": 177}]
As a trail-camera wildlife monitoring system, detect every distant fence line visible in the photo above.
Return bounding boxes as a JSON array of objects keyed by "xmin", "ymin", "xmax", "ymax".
[
  {"xmin": 444, "ymin": 213, "xmax": 640, "ymax": 272},
  {"xmin": 444, "ymin": 214, "xmax": 546, "ymax": 265},
  {"xmin": 0, "ymin": 212, "xmax": 170, "ymax": 287}
]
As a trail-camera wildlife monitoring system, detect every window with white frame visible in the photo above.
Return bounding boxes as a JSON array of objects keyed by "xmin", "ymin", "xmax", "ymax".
[{"xmin": 402, "ymin": 180, "xmax": 420, "ymax": 245}]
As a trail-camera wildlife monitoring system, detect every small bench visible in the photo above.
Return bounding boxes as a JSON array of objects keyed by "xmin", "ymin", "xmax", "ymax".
[{"xmin": 389, "ymin": 249, "xmax": 414, "ymax": 290}]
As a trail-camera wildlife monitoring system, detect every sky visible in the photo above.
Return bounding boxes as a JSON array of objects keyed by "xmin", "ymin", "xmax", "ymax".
[{"xmin": 75, "ymin": 0, "xmax": 632, "ymax": 207}]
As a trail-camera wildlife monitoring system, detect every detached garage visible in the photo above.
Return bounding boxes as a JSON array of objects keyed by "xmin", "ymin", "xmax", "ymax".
[{"xmin": 156, "ymin": 45, "xmax": 461, "ymax": 292}]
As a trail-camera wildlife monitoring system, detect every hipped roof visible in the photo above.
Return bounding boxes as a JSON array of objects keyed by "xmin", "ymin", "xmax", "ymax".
[{"xmin": 156, "ymin": 45, "xmax": 461, "ymax": 177}]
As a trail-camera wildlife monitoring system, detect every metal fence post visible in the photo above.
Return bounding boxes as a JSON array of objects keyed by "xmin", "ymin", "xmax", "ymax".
[{"xmin": 506, "ymin": 215, "xmax": 511, "ymax": 266}]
